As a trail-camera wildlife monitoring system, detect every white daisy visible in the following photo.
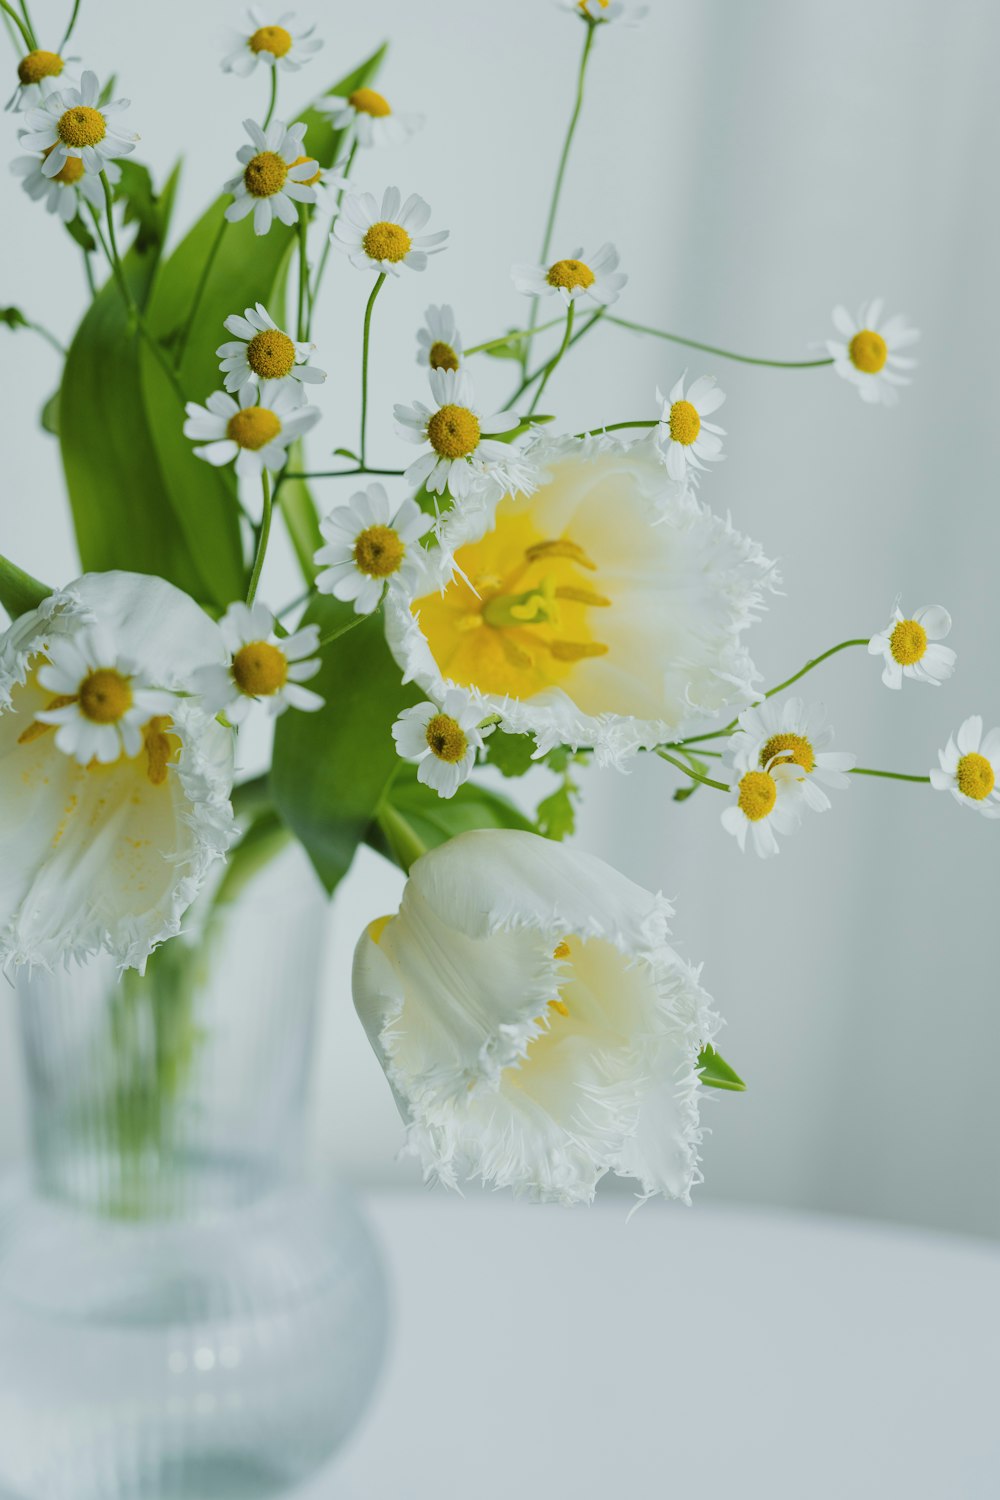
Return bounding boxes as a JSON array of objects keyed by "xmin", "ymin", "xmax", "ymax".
[
  {"xmin": 183, "ymin": 381, "xmax": 320, "ymax": 479},
  {"xmin": 655, "ymin": 374, "xmax": 726, "ymax": 483},
  {"xmin": 392, "ymin": 690, "xmax": 488, "ymax": 799},
  {"xmin": 558, "ymin": 0, "xmax": 649, "ymax": 22},
  {"xmin": 720, "ymin": 762, "xmax": 803, "ymax": 859},
  {"xmin": 416, "ymin": 304, "xmax": 463, "ymax": 372},
  {"xmin": 32, "ymin": 624, "xmax": 176, "ymax": 767},
  {"xmin": 511, "ymin": 243, "xmax": 627, "ymax": 309},
  {"xmin": 193, "ymin": 602, "xmax": 323, "ymax": 724},
  {"xmin": 314, "ymin": 485, "xmax": 432, "ymax": 615},
  {"xmin": 17, "ymin": 70, "xmax": 136, "ymax": 177},
  {"xmin": 317, "ymin": 85, "xmax": 422, "ymax": 150},
  {"xmin": 224, "ymin": 118, "xmax": 318, "ymax": 236},
  {"xmin": 826, "ymin": 300, "xmax": 919, "ymax": 407},
  {"xmin": 930, "ymin": 716, "xmax": 1000, "ymax": 820},
  {"xmin": 395, "ymin": 368, "xmax": 531, "ymax": 502},
  {"xmin": 867, "ymin": 602, "xmax": 955, "ymax": 690},
  {"xmin": 7, "ymin": 49, "xmax": 78, "ymax": 113},
  {"xmin": 217, "ymin": 302, "xmax": 326, "ymax": 396},
  {"xmin": 10, "ymin": 150, "xmax": 119, "ymax": 223},
  {"xmin": 333, "ymin": 187, "xmax": 448, "ymax": 276},
  {"xmin": 220, "ymin": 10, "xmax": 323, "ymax": 75},
  {"xmin": 726, "ymin": 696, "xmax": 856, "ymax": 817}
]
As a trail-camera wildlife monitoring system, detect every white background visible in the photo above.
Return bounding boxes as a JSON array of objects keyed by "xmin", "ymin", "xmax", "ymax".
[{"xmin": 1, "ymin": 0, "xmax": 998, "ymax": 1237}]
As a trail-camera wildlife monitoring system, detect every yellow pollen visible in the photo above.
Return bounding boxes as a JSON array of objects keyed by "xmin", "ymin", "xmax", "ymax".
[
  {"xmin": 362, "ymin": 220, "xmax": 412, "ymax": 263},
  {"xmin": 290, "ymin": 153, "xmax": 321, "ymax": 186},
  {"xmin": 246, "ymin": 328, "xmax": 297, "ymax": 380},
  {"xmin": 425, "ymin": 713, "xmax": 468, "ymax": 764},
  {"xmin": 553, "ymin": 940, "xmax": 571, "ymax": 960},
  {"xmin": 849, "ymin": 329, "xmax": 888, "ymax": 374},
  {"xmin": 546, "ymin": 640, "xmax": 609, "ymax": 661},
  {"xmin": 669, "ymin": 399, "xmax": 701, "ymax": 446},
  {"xmin": 244, "ymin": 150, "xmax": 288, "ymax": 198},
  {"xmin": 738, "ymin": 770, "xmax": 778, "ymax": 822},
  {"xmin": 760, "ymin": 732, "xmax": 815, "ymax": 775},
  {"xmin": 956, "ymin": 752, "xmax": 995, "ymax": 801},
  {"xmin": 889, "ymin": 619, "xmax": 927, "ymax": 666},
  {"xmin": 144, "ymin": 716, "xmax": 179, "ymax": 787},
  {"xmin": 57, "ymin": 104, "xmax": 106, "ymax": 149},
  {"xmin": 231, "ymin": 640, "xmax": 288, "ymax": 698},
  {"xmin": 548, "ymin": 998, "xmax": 570, "ymax": 1018},
  {"xmin": 18, "ymin": 49, "xmax": 64, "ymax": 85},
  {"xmin": 227, "ymin": 405, "xmax": 282, "ymax": 450},
  {"xmin": 79, "ymin": 668, "xmax": 132, "ymax": 725},
  {"xmin": 427, "ymin": 404, "xmax": 481, "ymax": 459},
  {"xmin": 249, "ymin": 24, "xmax": 293, "ymax": 56},
  {"xmin": 17, "ymin": 694, "xmax": 75, "ymax": 745},
  {"xmin": 525, "ymin": 538, "xmax": 597, "ymax": 571},
  {"xmin": 555, "ymin": 585, "xmax": 610, "ymax": 607},
  {"xmin": 546, "ymin": 258, "xmax": 595, "ymax": 292},
  {"xmin": 354, "ymin": 524, "xmax": 405, "ymax": 579},
  {"xmin": 429, "ymin": 340, "xmax": 460, "ymax": 372},
  {"xmin": 349, "ymin": 87, "xmax": 392, "ymax": 117}
]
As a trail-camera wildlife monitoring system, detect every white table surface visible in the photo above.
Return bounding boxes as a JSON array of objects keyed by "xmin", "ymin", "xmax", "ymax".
[{"xmin": 297, "ymin": 1191, "xmax": 1000, "ymax": 1500}]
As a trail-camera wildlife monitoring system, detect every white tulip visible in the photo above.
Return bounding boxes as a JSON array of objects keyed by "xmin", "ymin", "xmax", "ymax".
[{"xmin": 353, "ymin": 829, "xmax": 722, "ymax": 1206}]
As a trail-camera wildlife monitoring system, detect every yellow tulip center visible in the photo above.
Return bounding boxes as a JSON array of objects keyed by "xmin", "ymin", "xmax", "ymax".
[
  {"xmin": 246, "ymin": 328, "xmax": 297, "ymax": 380},
  {"xmin": 18, "ymin": 49, "xmax": 64, "ymax": 85},
  {"xmin": 427, "ymin": 404, "xmax": 481, "ymax": 459},
  {"xmin": 244, "ymin": 151, "xmax": 288, "ymax": 198},
  {"xmin": 44, "ymin": 143, "xmax": 84, "ymax": 184},
  {"xmin": 144, "ymin": 716, "xmax": 180, "ymax": 787},
  {"xmin": 231, "ymin": 641, "xmax": 288, "ymax": 697},
  {"xmin": 57, "ymin": 105, "xmax": 106, "ymax": 149},
  {"xmin": 362, "ymin": 220, "xmax": 412, "ymax": 263},
  {"xmin": 354, "ymin": 524, "xmax": 406, "ymax": 579},
  {"xmin": 848, "ymin": 329, "xmax": 888, "ymax": 374},
  {"xmin": 79, "ymin": 668, "xmax": 133, "ymax": 724},
  {"xmin": 349, "ymin": 87, "xmax": 391, "ymax": 117},
  {"xmin": 889, "ymin": 619, "xmax": 927, "ymax": 666},
  {"xmin": 249, "ymin": 25, "xmax": 293, "ymax": 56},
  {"xmin": 669, "ymin": 400, "xmax": 701, "ymax": 446},
  {"xmin": 546, "ymin": 258, "xmax": 595, "ymax": 292},
  {"xmin": 429, "ymin": 339, "xmax": 460, "ymax": 372},
  {"xmin": 424, "ymin": 713, "xmax": 468, "ymax": 764},
  {"xmin": 956, "ymin": 753, "xmax": 995, "ymax": 801},
  {"xmin": 760, "ymin": 732, "xmax": 815, "ymax": 775},
  {"xmin": 227, "ymin": 406, "xmax": 282, "ymax": 450},
  {"xmin": 738, "ymin": 770, "xmax": 778, "ymax": 822}
]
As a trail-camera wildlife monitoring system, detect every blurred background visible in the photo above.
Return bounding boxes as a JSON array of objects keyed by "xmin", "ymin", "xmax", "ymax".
[{"xmin": 1, "ymin": 0, "xmax": 998, "ymax": 1239}]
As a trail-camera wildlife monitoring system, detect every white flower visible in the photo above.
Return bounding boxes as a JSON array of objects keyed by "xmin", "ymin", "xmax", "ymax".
[
  {"xmin": 558, "ymin": 0, "xmax": 649, "ymax": 25},
  {"xmin": 220, "ymin": 9, "xmax": 323, "ymax": 75},
  {"xmin": 17, "ymin": 70, "xmax": 136, "ymax": 177},
  {"xmin": 183, "ymin": 381, "xmax": 320, "ymax": 479},
  {"xmin": 7, "ymin": 49, "xmax": 78, "ymax": 113},
  {"xmin": 217, "ymin": 301, "xmax": 326, "ymax": 396},
  {"xmin": 930, "ymin": 717, "xmax": 1000, "ymax": 819},
  {"xmin": 193, "ymin": 602, "xmax": 323, "ymax": 724},
  {"xmin": 867, "ymin": 602, "xmax": 955, "ymax": 690},
  {"xmin": 385, "ymin": 434, "xmax": 777, "ymax": 768},
  {"xmin": 317, "ymin": 85, "xmax": 422, "ymax": 149},
  {"xmin": 33, "ymin": 626, "xmax": 176, "ymax": 766},
  {"xmin": 333, "ymin": 187, "xmax": 448, "ymax": 276},
  {"xmin": 826, "ymin": 300, "xmax": 919, "ymax": 406},
  {"xmin": 10, "ymin": 150, "xmax": 119, "ymax": 223},
  {"xmin": 391, "ymin": 690, "xmax": 487, "ymax": 799},
  {"xmin": 720, "ymin": 761, "xmax": 803, "ymax": 859},
  {"xmin": 416, "ymin": 304, "xmax": 463, "ymax": 372},
  {"xmin": 511, "ymin": 243, "xmax": 627, "ymax": 309},
  {"xmin": 352, "ymin": 828, "xmax": 721, "ymax": 1205},
  {"xmin": 314, "ymin": 484, "xmax": 431, "ymax": 614},
  {"xmin": 394, "ymin": 368, "xmax": 529, "ymax": 503},
  {"xmin": 224, "ymin": 119, "xmax": 317, "ymax": 235},
  {"xmin": 0, "ymin": 572, "xmax": 234, "ymax": 972},
  {"xmin": 655, "ymin": 374, "xmax": 726, "ymax": 482},
  {"xmin": 725, "ymin": 696, "xmax": 856, "ymax": 818}
]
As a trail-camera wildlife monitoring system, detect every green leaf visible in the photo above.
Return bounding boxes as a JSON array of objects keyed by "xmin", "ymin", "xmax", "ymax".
[
  {"xmin": 535, "ymin": 777, "xmax": 578, "ymax": 841},
  {"xmin": 0, "ymin": 554, "xmax": 51, "ymax": 619},
  {"xmin": 485, "ymin": 729, "xmax": 538, "ymax": 778},
  {"xmin": 115, "ymin": 160, "xmax": 168, "ymax": 255},
  {"xmin": 64, "ymin": 215, "xmax": 97, "ymax": 254},
  {"xmin": 697, "ymin": 1045, "xmax": 746, "ymax": 1092},
  {"xmin": 482, "ymin": 330, "xmax": 525, "ymax": 361},
  {"xmin": 673, "ymin": 753, "xmax": 709, "ymax": 802},
  {"xmin": 1, "ymin": 306, "xmax": 28, "ymax": 330},
  {"xmin": 371, "ymin": 765, "xmax": 535, "ymax": 871},
  {"xmin": 40, "ymin": 388, "xmax": 60, "ymax": 436}
]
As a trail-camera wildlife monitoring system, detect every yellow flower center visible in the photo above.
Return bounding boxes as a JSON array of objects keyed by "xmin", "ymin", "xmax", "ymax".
[
  {"xmin": 362, "ymin": 220, "xmax": 412, "ymax": 263},
  {"xmin": 546, "ymin": 258, "xmax": 595, "ymax": 292},
  {"xmin": 425, "ymin": 712, "xmax": 468, "ymax": 763},
  {"xmin": 354, "ymin": 524, "xmax": 406, "ymax": 579},
  {"xmin": 738, "ymin": 770, "xmax": 778, "ymax": 822},
  {"xmin": 669, "ymin": 400, "xmax": 701, "ymax": 446},
  {"xmin": 249, "ymin": 24, "xmax": 293, "ymax": 56},
  {"xmin": 244, "ymin": 151, "xmax": 288, "ymax": 198},
  {"xmin": 231, "ymin": 641, "xmax": 288, "ymax": 697},
  {"xmin": 956, "ymin": 752, "xmax": 995, "ymax": 801},
  {"xmin": 289, "ymin": 153, "xmax": 321, "ymax": 186},
  {"xmin": 79, "ymin": 668, "xmax": 133, "ymax": 725},
  {"xmin": 144, "ymin": 715, "xmax": 180, "ymax": 787},
  {"xmin": 429, "ymin": 340, "xmax": 460, "ymax": 372},
  {"xmin": 57, "ymin": 105, "xmax": 106, "ymax": 149},
  {"xmin": 760, "ymin": 732, "xmax": 815, "ymax": 775},
  {"xmin": 18, "ymin": 49, "xmax": 64, "ymax": 85},
  {"xmin": 427, "ymin": 405, "xmax": 481, "ymax": 459},
  {"xmin": 349, "ymin": 86, "xmax": 392, "ymax": 117},
  {"xmin": 43, "ymin": 143, "xmax": 84, "ymax": 184},
  {"xmin": 848, "ymin": 329, "xmax": 888, "ymax": 374},
  {"xmin": 227, "ymin": 405, "xmax": 282, "ymax": 450},
  {"xmin": 889, "ymin": 619, "xmax": 927, "ymax": 666},
  {"xmin": 578, "ymin": 0, "xmax": 611, "ymax": 11},
  {"xmin": 245, "ymin": 328, "xmax": 297, "ymax": 380}
]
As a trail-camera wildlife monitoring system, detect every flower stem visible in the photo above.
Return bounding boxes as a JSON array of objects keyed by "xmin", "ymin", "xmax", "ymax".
[
  {"xmin": 59, "ymin": 0, "xmax": 81, "ymax": 49},
  {"xmin": 318, "ymin": 604, "xmax": 379, "ymax": 649},
  {"xmin": 262, "ymin": 66, "xmax": 279, "ymax": 131},
  {"xmin": 508, "ymin": 307, "xmax": 604, "ymax": 409},
  {"xmin": 359, "ymin": 272, "xmax": 386, "ymax": 468},
  {"xmin": 308, "ymin": 140, "xmax": 357, "ymax": 336},
  {"xmin": 296, "ymin": 205, "xmax": 310, "ymax": 341},
  {"xmin": 606, "ymin": 315, "xmax": 836, "ymax": 370},
  {"xmin": 174, "ymin": 215, "xmax": 227, "ymax": 370},
  {"xmin": 465, "ymin": 318, "xmax": 564, "ymax": 356},
  {"xmin": 0, "ymin": 0, "xmax": 33, "ymax": 50},
  {"xmin": 18, "ymin": 317, "xmax": 66, "ymax": 356},
  {"xmin": 574, "ymin": 418, "xmax": 658, "ymax": 439},
  {"xmin": 850, "ymin": 767, "xmax": 931, "ymax": 784},
  {"xmin": 527, "ymin": 301, "xmax": 575, "ymax": 418},
  {"xmin": 283, "ymin": 466, "xmax": 406, "ymax": 480},
  {"xmin": 655, "ymin": 748, "xmax": 730, "ymax": 792},
  {"xmin": 81, "ymin": 243, "xmax": 97, "ymax": 297},
  {"xmin": 247, "ymin": 472, "xmax": 273, "ymax": 606}
]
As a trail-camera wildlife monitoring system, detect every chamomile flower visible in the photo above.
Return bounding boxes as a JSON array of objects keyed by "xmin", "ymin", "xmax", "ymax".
[
  {"xmin": 11, "ymin": 150, "xmax": 119, "ymax": 223},
  {"xmin": 930, "ymin": 716, "xmax": 1000, "ymax": 819},
  {"xmin": 416, "ymin": 304, "xmax": 463, "ymax": 373},
  {"xmin": 314, "ymin": 485, "xmax": 432, "ymax": 615},
  {"xmin": 511, "ymin": 243, "xmax": 627, "ymax": 309},
  {"xmin": 17, "ymin": 70, "xmax": 136, "ymax": 177},
  {"xmin": 395, "ymin": 369, "xmax": 531, "ymax": 503},
  {"xmin": 194, "ymin": 603, "xmax": 323, "ymax": 724},
  {"xmin": 220, "ymin": 10, "xmax": 323, "ymax": 75},
  {"xmin": 33, "ymin": 625, "xmax": 176, "ymax": 767},
  {"xmin": 720, "ymin": 762, "xmax": 803, "ymax": 859},
  {"xmin": 868, "ymin": 602, "xmax": 955, "ymax": 690},
  {"xmin": 183, "ymin": 382, "xmax": 320, "ymax": 479},
  {"xmin": 392, "ymin": 690, "xmax": 488, "ymax": 799},
  {"xmin": 217, "ymin": 302, "xmax": 325, "ymax": 397},
  {"xmin": 655, "ymin": 374, "xmax": 726, "ymax": 482},
  {"xmin": 727, "ymin": 697, "xmax": 856, "ymax": 816},
  {"xmin": 333, "ymin": 187, "xmax": 449, "ymax": 276},
  {"xmin": 318, "ymin": 86, "xmax": 422, "ymax": 150},
  {"xmin": 560, "ymin": 0, "xmax": 649, "ymax": 21},
  {"xmin": 826, "ymin": 300, "xmax": 919, "ymax": 406},
  {"xmin": 224, "ymin": 119, "xmax": 317, "ymax": 236},
  {"xmin": 7, "ymin": 49, "xmax": 78, "ymax": 113}
]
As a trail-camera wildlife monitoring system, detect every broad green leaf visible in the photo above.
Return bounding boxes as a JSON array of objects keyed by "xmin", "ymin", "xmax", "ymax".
[
  {"xmin": 371, "ymin": 765, "xmax": 535, "ymax": 872},
  {"xmin": 115, "ymin": 160, "xmax": 167, "ymax": 254},
  {"xmin": 0, "ymin": 554, "xmax": 51, "ymax": 619},
  {"xmin": 697, "ymin": 1045, "xmax": 746, "ymax": 1092},
  {"xmin": 64, "ymin": 215, "xmax": 96, "ymax": 254},
  {"xmin": 485, "ymin": 729, "xmax": 537, "ymax": 778}
]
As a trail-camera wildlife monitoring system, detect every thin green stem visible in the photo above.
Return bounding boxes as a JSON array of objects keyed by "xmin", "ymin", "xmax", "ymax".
[
  {"xmin": 528, "ymin": 301, "xmax": 575, "ymax": 418},
  {"xmin": 262, "ymin": 65, "xmax": 279, "ymax": 131},
  {"xmin": 247, "ymin": 472, "xmax": 272, "ymax": 606},
  {"xmin": 318, "ymin": 606, "xmax": 377, "ymax": 650},
  {"xmin": 466, "ymin": 318, "xmax": 564, "ymax": 356},
  {"xmin": 59, "ymin": 0, "xmax": 81, "ymax": 49},
  {"xmin": 283, "ymin": 466, "xmax": 406, "ymax": 480},
  {"xmin": 174, "ymin": 215, "xmax": 227, "ymax": 370},
  {"xmin": 81, "ymin": 245, "xmax": 97, "ymax": 297},
  {"xmin": 18, "ymin": 318, "xmax": 66, "ymax": 355},
  {"xmin": 508, "ymin": 308, "xmax": 604, "ymax": 408},
  {"xmin": 296, "ymin": 205, "xmax": 309, "ymax": 341},
  {"xmin": 0, "ymin": 0, "xmax": 33, "ymax": 49},
  {"xmin": 606, "ymin": 315, "xmax": 836, "ymax": 370},
  {"xmin": 17, "ymin": 0, "xmax": 36, "ymax": 47},
  {"xmin": 655, "ymin": 749, "xmax": 730, "ymax": 792},
  {"xmin": 575, "ymin": 418, "xmax": 657, "ymax": 439},
  {"xmin": 850, "ymin": 768, "xmax": 931, "ymax": 784},
  {"xmin": 308, "ymin": 140, "xmax": 357, "ymax": 336},
  {"xmin": 359, "ymin": 272, "xmax": 386, "ymax": 468}
]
